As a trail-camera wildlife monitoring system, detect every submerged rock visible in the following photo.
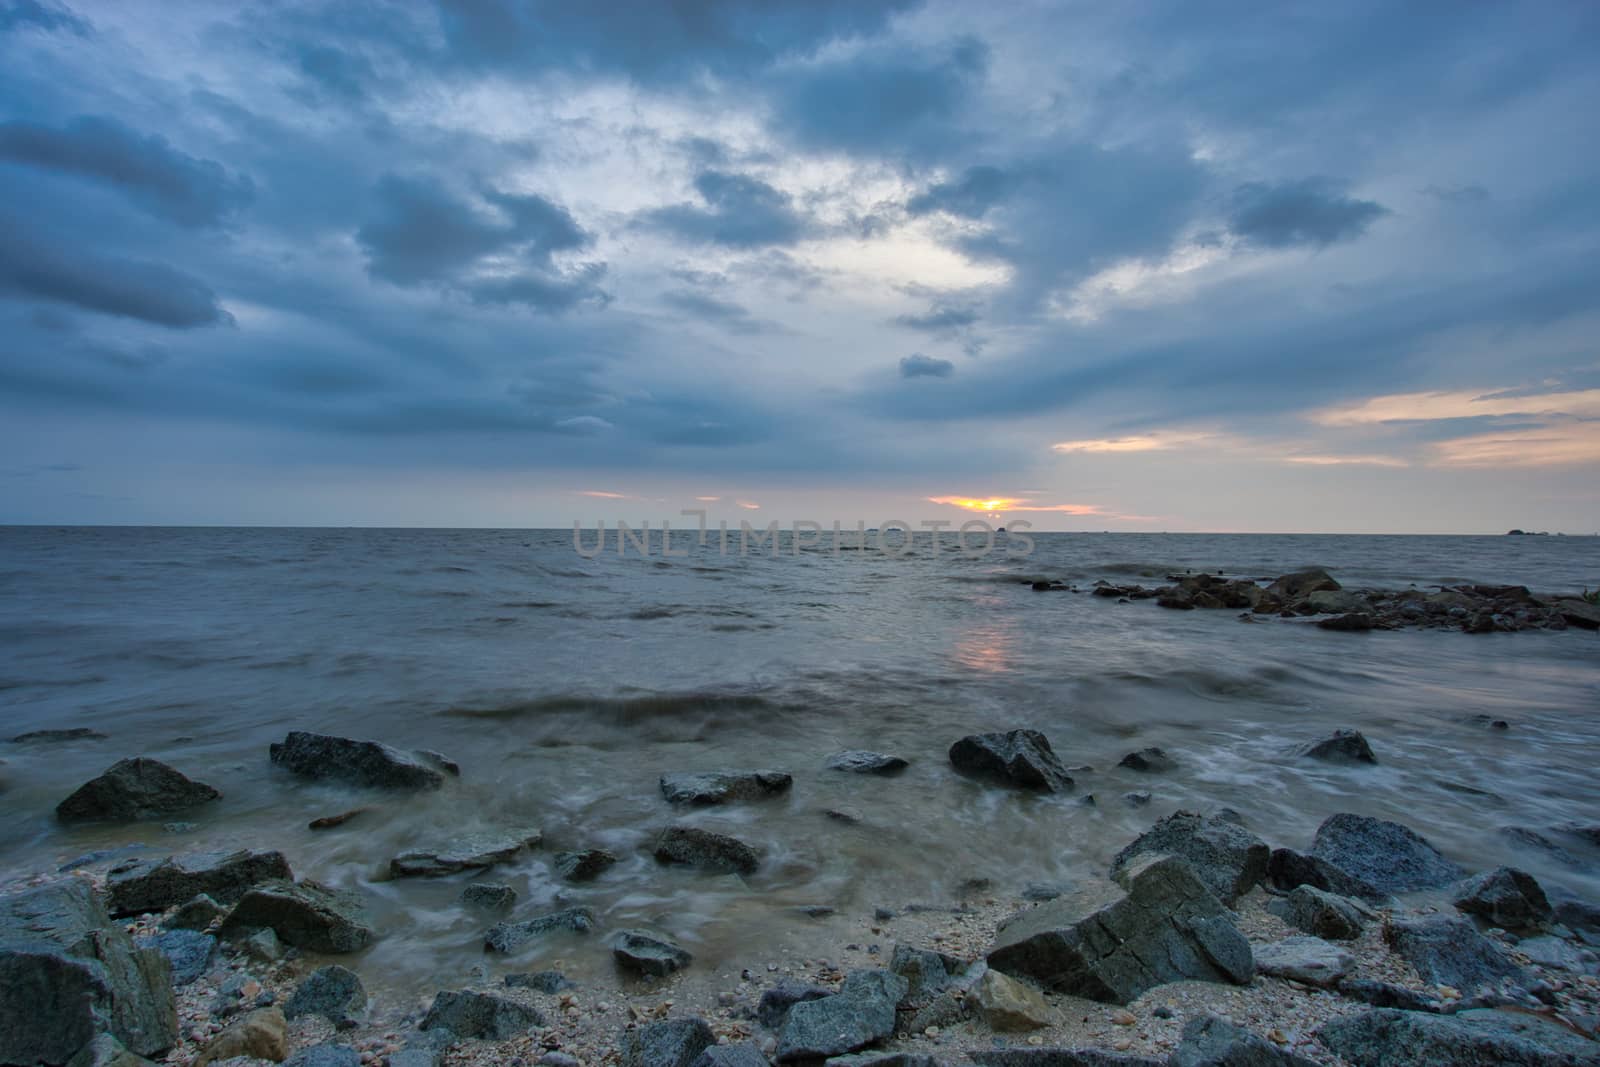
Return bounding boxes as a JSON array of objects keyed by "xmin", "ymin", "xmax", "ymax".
[
  {"xmin": 458, "ymin": 883, "xmax": 516, "ymax": 911},
  {"xmin": 948, "ymin": 729, "xmax": 1073, "ymax": 792},
  {"xmin": 1297, "ymin": 729, "xmax": 1377, "ymax": 764},
  {"xmin": 10, "ymin": 727, "xmax": 108, "ymax": 743},
  {"xmin": 659, "ymin": 770, "xmax": 792, "ymax": 806},
  {"xmin": 1252, "ymin": 935, "xmax": 1354, "ymax": 988},
  {"xmin": 1268, "ymin": 885, "xmax": 1369, "ymax": 940},
  {"xmin": 653, "ymin": 826, "xmax": 761, "ymax": 875},
  {"xmin": 1318, "ymin": 1007, "xmax": 1599, "ymax": 1066},
  {"xmin": 1452, "ymin": 866, "xmax": 1554, "ymax": 930},
  {"xmin": 484, "ymin": 907, "xmax": 596, "ymax": 953},
  {"xmin": 553, "ymin": 849, "xmax": 617, "ymax": 882},
  {"xmin": 219, "ymin": 880, "xmax": 374, "ymax": 953},
  {"xmin": 269, "ymin": 731, "xmax": 447, "ymax": 791},
  {"xmin": 1383, "ymin": 914, "xmax": 1524, "ymax": 992},
  {"xmin": 1172, "ymin": 1014, "xmax": 1318, "ymax": 1066},
  {"xmin": 389, "ymin": 830, "xmax": 542, "ymax": 877},
  {"xmin": 1311, "ymin": 813, "xmax": 1463, "ymax": 893},
  {"xmin": 776, "ymin": 969, "xmax": 907, "ymax": 1062},
  {"xmin": 284, "ymin": 964, "xmax": 366, "ymax": 1024},
  {"xmin": 420, "ymin": 990, "xmax": 542, "ymax": 1040},
  {"xmin": 108, "ymin": 849, "xmax": 292, "ymax": 917},
  {"xmin": 612, "ymin": 930, "xmax": 692, "ymax": 976},
  {"xmin": 0, "ymin": 879, "xmax": 177, "ymax": 1063},
  {"xmin": 620, "ymin": 1017, "xmax": 715, "ymax": 1067},
  {"xmin": 308, "ymin": 808, "xmax": 370, "ymax": 831},
  {"xmin": 1117, "ymin": 747, "xmax": 1176, "ymax": 773},
  {"xmin": 826, "ymin": 751, "xmax": 910, "ymax": 775},
  {"xmin": 1109, "ymin": 810, "xmax": 1270, "ymax": 905},
  {"xmin": 987, "ymin": 854, "xmax": 1253, "ymax": 1004},
  {"xmin": 56, "ymin": 758, "xmax": 221, "ymax": 823}
]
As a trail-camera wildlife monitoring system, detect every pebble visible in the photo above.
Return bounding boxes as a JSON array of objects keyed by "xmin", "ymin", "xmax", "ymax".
[{"xmin": 1111, "ymin": 1009, "xmax": 1136, "ymax": 1025}]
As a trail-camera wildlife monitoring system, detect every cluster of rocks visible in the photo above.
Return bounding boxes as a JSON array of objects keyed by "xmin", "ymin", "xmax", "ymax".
[{"xmin": 1080, "ymin": 567, "xmax": 1600, "ymax": 634}]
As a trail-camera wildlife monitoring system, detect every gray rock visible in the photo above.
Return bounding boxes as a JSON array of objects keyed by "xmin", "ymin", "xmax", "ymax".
[
  {"xmin": 660, "ymin": 771, "xmax": 792, "ymax": 806},
  {"xmin": 282, "ymin": 1043, "xmax": 361, "ymax": 1067},
  {"xmin": 1516, "ymin": 935, "xmax": 1589, "ymax": 972},
  {"xmin": 218, "ymin": 880, "xmax": 374, "ymax": 953},
  {"xmin": 1553, "ymin": 599, "xmax": 1600, "ymax": 630},
  {"xmin": 284, "ymin": 964, "xmax": 366, "ymax": 1023},
  {"xmin": 420, "ymin": 989, "xmax": 542, "ymax": 1040},
  {"xmin": 1122, "ymin": 792, "xmax": 1152, "ymax": 807},
  {"xmin": 776, "ymin": 969, "xmax": 907, "ymax": 1062},
  {"xmin": 389, "ymin": 830, "xmax": 542, "ymax": 877},
  {"xmin": 612, "ymin": 929, "xmax": 692, "ymax": 976},
  {"xmin": 620, "ymin": 1017, "xmax": 716, "ymax": 1067},
  {"xmin": 484, "ymin": 907, "xmax": 596, "ymax": 953},
  {"xmin": 948, "ymin": 730, "xmax": 1073, "ymax": 793},
  {"xmin": 1266, "ymin": 847, "xmax": 1388, "ymax": 904},
  {"xmin": 56, "ymin": 758, "xmax": 221, "ymax": 823},
  {"xmin": 553, "ymin": 849, "xmax": 617, "ymax": 882},
  {"xmin": 540, "ymin": 1053, "xmax": 580, "ymax": 1067},
  {"xmin": 1452, "ymin": 867, "xmax": 1554, "ymax": 930},
  {"xmin": 1304, "ymin": 590, "xmax": 1369, "ymax": 614},
  {"xmin": 970, "ymin": 1051, "xmax": 1167, "ymax": 1066},
  {"xmin": 826, "ymin": 751, "xmax": 910, "ymax": 775},
  {"xmin": 1383, "ymin": 914, "xmax": 1525, "ymax": 991},
  {"xmin": 1335, "ymin": 978, "xmax": 1441, "ymax": 1012},
  {"xmin": 135, "ymin": 929, "xmax": 215, "ymax": 986},
  {"xmin": 1252, "ymin": 936, "xmax": 1354, "ymax": 988},
  {"xmin": 65, "ymin": 1034, "xmax": 155, "ymax": 1067},
  {"xmin": 108, "ymin": 850, "xmax": 293, "ymax": 917},
  {"xmin": 692, "ymin": 1044, "xmax": 770, "ymax": 1067},
  {"xmin": 1269, "ymin": 885, "xmax": 1368, "ymax": 940},
  {"xmin": 1298, "ymin": 730, "xmax": 1377, "ymax": 764},
  {"xmin": 240, "ymin": 926, "xmax": 282, "ymax": 963},
  {"xmin": 163, "ymin": 894, "xmax": 226, "ymax": 932},
  {"xmin": 1171, "ymin": 1014, "xmax": 1318, "ymax": 1066},
  {"xmin": 1316, "ymin": 612, "xmax": 1374, "ymax": 632},
  {"xmin": 653, "ymin": 826, "xmax": 761, "ymax": 875},
  {"xmin": 11, "ymin": 728, "xmax": 108, "ymax": 743},
  {"xmin": 825, "ymin": 1055, "xmax": 943, "ymax": 1066},
  {"xmin": 505, "ymin": 970, "xmax": 573, "ymax": 993},
  {"xmin": 1318, "ymin": 1007, "xmax": 1600, "ymax": 1066},
  {"xmin": 458, "ymin": 883, "xmax": 516, "ymax": 911},
  {"xmin": 1311, "ymin": 813, "xmax": 1463, "ymax": 893},
  {"xmin": 1117, "ymin": 748, "xmax": 1175, "ymax": 773},
  {"xmin": 0, "ymin": 880, "xmax": 178, "ymax": 1063},
  {"xmin": 269, "ymin": 731, "xmax": 447, "ymax": 791},
  {"xmin": 987, "ymin": 854, "xmax": 1253, "ymax": 1004},
  {"xmin": 1266, "ymin": 569, "xmax": 1340, "ymax": 600},
  {"xmin": 887, "ymin": 943, "xmax": 968, "ymax": 1005},
  {"xmin": 1109, "ymin": 810, "xmax": 1270, "ymax": 905},
  {"xmin": 387, "ymin": 1048, "xmax": 440, "ymax": 1067},
  {"xmin": 1499, "ymin": 826, "xmax": 1587, "ymax": 868},
  {"xmin": 757, "ymin": 978, "xmax": 832, "ymax": 1029}
]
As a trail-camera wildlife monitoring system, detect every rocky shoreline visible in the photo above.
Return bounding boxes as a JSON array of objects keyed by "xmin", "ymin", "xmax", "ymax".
[{"xmin": 5, "ymin": 721, "xmax": 1600, "ymax": 1067}]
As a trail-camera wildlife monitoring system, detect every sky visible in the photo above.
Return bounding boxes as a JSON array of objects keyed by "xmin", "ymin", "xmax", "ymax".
[{"xmin": 2, "ymin": 0, "xmax": 1598, "ymax": 533}]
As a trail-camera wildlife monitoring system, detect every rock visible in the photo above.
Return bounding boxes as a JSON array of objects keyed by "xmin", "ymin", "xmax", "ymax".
[
  {"xmin": 1269, "ymin": 885, "xmax": 1368, "ymax": 940},
  {"xmin": 1171, "ymin": 1014, "xmax": 1318, "ymax": 1066},
  {"xmin": 458, "ymin": 883, "xmax": 517, "ymax": 911},
  {"xmin": 692, "ymin": 1045, "xmax": 771, "ymax": 1067},
  {"xmin": 1304, "ymin": 589, "xmax": 1369, "ymax": 614},
  {"xmin": 420, "ymin": 989, "xmax": 542, "ymax": 1039},
  {"xmin": 1452, "ymin": 867, "xmax": 1554, "ymax": 930},
  {"xmin": 389, "ymin": 830, "xmax": 542, "ymax": 877},
  {"xmin": 241, "ymin": 926, "xmax": 283, "ymax": 963},
  {"xmin": 65, "ymin": 1034, "xmax": 154, "ymax": 1067},
  {"xmin": 977, "ymin": 969, "xmax": 1058, "ymax": 1030},
  {"xmin": 1516, "ymin": 935, "xmax": 1589, "ymax": 972},
  {"xmin": 825, "ymin": 806, "xmax": 864, "ymax": 824},
  {"xmin": 1266, "ymin": 847, "xmax": 1388, "ymax": 904},
  {"xmin": 195, "ymin": 1007, "xmax": 286, "ymax": 1065},
  {"xmin": 1109, "ymin": 810, "xmax": 1270, "ymax": 905},
  {"xmin": 1335, "ymin": 978, "xmax": 1441, "ymax": 1012},
  {"xmin": 163, "ymin": 894, "xmax": 225, "ymax": 932},
  {"xmin": 776, "ymin": 969, "xmax": 907, "ymax": 1062},
  {"xmin": 948, "ymin": 730, "xmax": 1073, "ymax": 793},
  {"xmin": 1298, "ymin": 730, "xmax": 1377, "ymax": 764},
  {"xmin": 1252, "ymin": 936, "xmax": 1354, "ymax": 988},
  {"xmin": 268, "ymin": 731, "xmax": 446, "ymax": 791},
  {"xmin": 1311, "ymin": 813, "xmax": 1463, "ymax": 893},
  {"xmin": 613, "ymin": 929, "xmax": 692, "ymax": 976},
  {"xmin": 970, "ymin": 1050, "xmax": 1166, "ymax": 1066},
  {"xmin": 539, "ymin": 1055, "xmax": 580, "ymax": 1067},
  {"xmin": 1316, "ymin": 612, "xmax": 1373, "ymax": 632},
  {"xmin": 484, "ymin": 907, "xmax": 596, "ymax": 952},
  {"xmin": 1266, "ymin": 569, "xmax": 1340, "ymax": 600},
  {"xmin": 888, "ymin": 943, "xmax": 968, "ymax": 1006},
  {"xmin": 284, "ymin": 964, "xmax": 366, "ymax": 1023},
  {"xmin": 660, "ymin": 770, "xmax": 792, "ymax": 805},
  {"xmin": 1553, "ymin": 599, "xmax": 1600, "ymax": 630},
  {"xmin": 653, "ymin": 826, "xmax": 761, "ymax": 875},
  {"xmin": 308, "ymin": 808, "xmax": 369, "ymax": 831},
  {"xmin": 10, "ymin": 727, "xmax": 108, "ymax": 743},
  {"xmin": 826, "ymin": 751, "xmax": 910, "ymax": 775},
  {"xmin": 56, "ymin": 758, "xmax": 221, "ymax": 823},
  {"xmin": 553, "ymin": 849, "xmax": 617, "ymax": 882},
  {"xmin": 620, "ymin": 1017, "xmax": 715, "ymax": 1067},
  {"xmin": 108, "ymin": 849, "xmax": 293, "ymax": 917},
  {"xmin": 1123, "ymin": 791, "xmax": 1152, "ymax": 807},
  {"xmin": 758, "ymin": 978, "xmax": 832, "ymax": 1029},
  {"xmin": 987, "ymin": 853, "xmax": 1253, "ymax": 1004},
  {"xmin": 218, "ymin": 880, "xmax": 374, "ymax": 953},
  {"xmin": 824, "ymin": 1056, "xmax": 943, "ymax": 1067},
  {"xmin": 0, "ymin": 879, "xmax": 177, "ymax": 1063},
  {"xmin": 505, "ymin": 970, "xmax": 573, "ymax": 993},
  {"xmin": 387, "ymin": 1048, "xmax": 440, "ymax": 1067},
  {"xmin": 282, "ymin": 1044, "xmax": 361, "ymax": 1067},
  {"xmin": 1499, "ymin": 826, "xmax": 1586, "ymax": 867},
  {"xmin": 1383, "ymin": 914, "xmax": 1525, "ymax": 991},
  {"xmin": 1117, "ymin": 748, "xmax": 1175, "ymax": 773},
  {"xmin": 1318, "ymin": 1007, "xmax": 1600, "ymax": 1066},
  {"xmin": 135, "ymin": 929, "xmax": 215, "ymax": 986}
]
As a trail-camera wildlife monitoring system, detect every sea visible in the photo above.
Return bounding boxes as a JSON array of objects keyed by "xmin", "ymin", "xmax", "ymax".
[{"xmin": 2, "ymin": 526, "xmax": 1597, "ymax": 993}]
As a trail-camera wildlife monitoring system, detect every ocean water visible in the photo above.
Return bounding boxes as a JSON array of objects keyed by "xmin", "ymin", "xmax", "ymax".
[{"xmin": 2, "ymin": 526, "xmax": 1598, "ymax": 993}]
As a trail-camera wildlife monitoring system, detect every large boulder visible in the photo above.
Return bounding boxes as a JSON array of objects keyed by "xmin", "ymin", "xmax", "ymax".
[
  {"xmin": 1318, "ymin": 1007, "xmax": 1600, "ymax": 1066},
  {"xmin": 1172, "ymin": 1014, "xmax": 1319, "ymax": 1066},
  {"xmin": 776, "ymin": 969, "xmax": 907, "ymax": 1062},
  {"xmin": 1266, "ymin": 847, "xmax": 1388, "ymax": 904},
  {"xmin": 653, "ymin": 826, "xmax": 761, "ymax": 875},
  {"xmin": 1267, "ymin": 885, "xmax": 1368, "ymax": 940},
  {"xmin": 420, "ymin": 990, "xmax": 542, "ymax": 1040},
  {"xmin": 218, "ymin": 880, "xmax": 374, "ymax": 953},
  {"xmin": 1266, "ymin": 569, "xmax": 1340, "ymax": 600},
  {"xmin": 612, "ymin": 930, "xmax": 692, "ymax": 976},
  {"xmin": 389, "ymin": 830, "xmax": 542, "ymax": 877},
  {"xmin": 1251, "ymin": 936, "xmax": 1353, "ymax": 988},
  {"xmin": 987, "ymin": 854, "xmax": 1253, "ymax": 1004},
  {"xmin": 948, "ymin": 730, "xmax": 1073, "ymax": 793},
  {"xmin": 1, "ymin": 881, "xmax": 178, "ymax": 1063},
  {"xmin": 1451, "ymin": 867, "xmax": 1553, "ymax": 930},
  {"xmin": 107, "ymin": 849, "xmax": 292, "ymax": 917},
  {"xmin": 659, "ymin": 771, "xmax": 792, "ymax": 806},
  {"xmin": 268, "ymin": 731, "xmax": 447, "ymax": 791},
  {"xmin": 620, "ymin": 1017, "xmax": 715, "ymax": 1067},
  {"xmin": 484, "ymin": 907, "xmax": 595, "ymax": 953},
  {"xmin": 1382, "ymin": 914, "xmax": 1524, "ymax": 992},
  {"xmin": 1297, "ymin": 730, "xmax": 1377, "ymax": 764},
  {"xmin": 1109, "ymin": 810, "xmax": 1270, "ymax": 905},
  {"xmin": 56, "ymin": 758, "xmax": 221, "ymax": 823},
  {"xmin": 1311, "ymin": 813, "xmax": 1463, "ymax": 893}
]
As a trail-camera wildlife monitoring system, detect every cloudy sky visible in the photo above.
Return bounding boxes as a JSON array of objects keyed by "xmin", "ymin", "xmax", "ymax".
[{"xmin": 3, "ymin": 0, "xmax": 1598, "ymax": 532}]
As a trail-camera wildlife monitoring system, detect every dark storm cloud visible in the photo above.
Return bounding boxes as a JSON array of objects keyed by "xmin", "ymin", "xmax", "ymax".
[
  {"xmin": 0, "ymin": 0, "xmax": 88, "ymax": 35},
  {"xmin": 1226, "ymin": 178, "xmax": 1389, "ymax": 248},
  {"xmin": 639, "ymin": 170, "xmax": 810, "ymax": 248},
  {"xmin": 906, "ymin": 165, "xmax": 1019, "ymax": 220},
  {"xmin": 894, "ymin": 302, "xmax": 979, "ymax": 331},
  {"xmin": 0, "ymin": 116, "xmax": 253, "ymax": 227},
  {"xmin": 899, "ymin": 353, "xmax": 953, "ymax": 379}
]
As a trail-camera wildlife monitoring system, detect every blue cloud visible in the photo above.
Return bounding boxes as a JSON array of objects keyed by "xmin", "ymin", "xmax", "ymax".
[
  {"xmin": 639, "ymin": 170, "xmax": 810, "ymax": 248},
  {"xmin": 1227, "ymin": 178, "xmax": 1388, "ymax": 248},
  {"xmin": 906, "ymin": 165, "xmax": 1018, "ymax": 220},
  {"xmin": 899, "ymin": 353, "xmax": 953, "ymax": 379},
  {"xmin": 0, "ymin": 0, "xmax": 88, "ymax": 36}
]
